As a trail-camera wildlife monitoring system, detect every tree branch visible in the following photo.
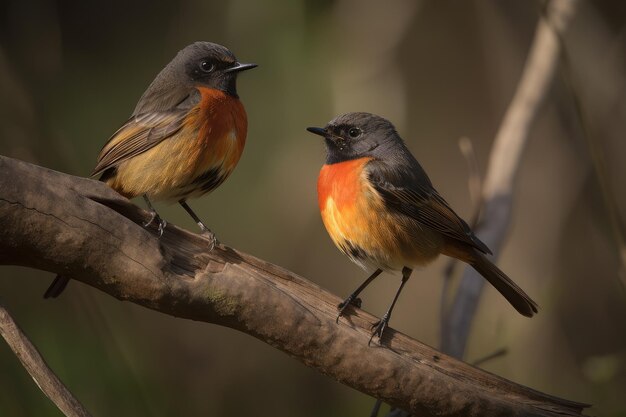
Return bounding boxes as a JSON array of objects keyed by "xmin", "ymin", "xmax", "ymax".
[
  {"xmin": 0, "ymin": 155, "xmax": 589, "ymax": 416},
  {"xmin": 0, "ymin": 301, "xmax": 91, "ymax": 417},
  {"xmin": 440, "ymin": 0, "xmax": 579, "ymax": 359}
]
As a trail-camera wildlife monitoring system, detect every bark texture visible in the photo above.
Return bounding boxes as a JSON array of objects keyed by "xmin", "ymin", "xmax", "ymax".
[{"xmin": 0, "ymin": 155, "xmax": 589, "ymax": 417}]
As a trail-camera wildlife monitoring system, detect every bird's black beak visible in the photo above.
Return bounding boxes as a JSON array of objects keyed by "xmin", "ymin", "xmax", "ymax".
[
  {"xmin": 306, "ymin": 127, "xmax": 327, "ymax": 137},
  {"xmin": 225, "ymin": 62, "xmax": 258, "ymax": 73}
]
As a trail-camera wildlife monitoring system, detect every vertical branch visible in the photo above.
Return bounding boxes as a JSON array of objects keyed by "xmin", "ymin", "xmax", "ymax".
[
  {"xmin": 440, "ymin": 0, "xmax": 579, "ymax": 359},
  {"xmin": 0, "ymin": 301, "xmax": 91, "ymax": 417},
  {"xmin": 440, "ymin": 137, "xmax": 483, "ymax": 338}
]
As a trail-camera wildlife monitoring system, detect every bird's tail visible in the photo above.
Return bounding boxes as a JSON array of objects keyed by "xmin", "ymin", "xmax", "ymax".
[
  {"xmin": 43, "ymin": 275, "xmax": 70, "ymax": 299},
  {"xmin": 469, "ymin": 252, "xmax": 538, "ymax": 317}
]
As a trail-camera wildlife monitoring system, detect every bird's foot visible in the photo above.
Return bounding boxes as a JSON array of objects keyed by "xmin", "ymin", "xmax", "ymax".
[
  {"xmin": 143, "ymin": 212, "xmax": 167, "ymax": 237},
  {"xmin": 336, "ymin": 295, "xmax": 362, "ymax": 323},
  {"xmin": 368, "ymin": 313, "xmax": 390, "ymax": 346},
  {"xmin": 198, "ymin": 223, "xmax": 218, "ymax": 251}
]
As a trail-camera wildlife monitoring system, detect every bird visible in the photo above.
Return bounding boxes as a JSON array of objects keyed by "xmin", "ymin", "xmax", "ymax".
[
  {"xmin": 307, "ymin": 112, "xmax": 538, "ymax": 342},
  {"xmin": 43, "ymin": 41, "xmax": 256, "ymax": 298}
]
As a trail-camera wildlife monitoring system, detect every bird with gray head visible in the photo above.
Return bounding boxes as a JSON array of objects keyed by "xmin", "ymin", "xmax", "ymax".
[
  {"xmin": 44, "ymin": 41, "xmax": 256, "ymax": 299},
  {"xmin": 308, "ymin": 112, "xmax": 537, "ymax": 342}
]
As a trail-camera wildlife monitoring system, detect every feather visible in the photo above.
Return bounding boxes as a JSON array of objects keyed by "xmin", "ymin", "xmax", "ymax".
[{"xmin": 367, "ymin": 160, "xmax": 491, "ymax": 255}]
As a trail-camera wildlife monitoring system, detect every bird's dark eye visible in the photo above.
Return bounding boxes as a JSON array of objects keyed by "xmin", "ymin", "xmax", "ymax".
[
  {"xmin": 348, "ymin": 127, "xmax": 361, "ymax": 138},
  {"xmin": 199, "ymin": 60, "xmax": 214, "ymax": 73}
]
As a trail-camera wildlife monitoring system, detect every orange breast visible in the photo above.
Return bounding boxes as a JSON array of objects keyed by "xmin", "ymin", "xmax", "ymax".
[
  {"xmin": 317, "ymin": 158, "xmax": 382, "ymax": 267},
  {"xmin": 165, "ymin": 87, "xmax": 247, "ymax": 200},
  {"xmin": 188, "ymin": 87, "xmax": 247, "ymax": 174},
  {"xmin": 317, "ymin": 157, "xmax": 443, "ymax": 270},
  {"xmin": 110, "ymin": 87, "xmax": 248, "ymax": 201},
  {"xmin": 317, "ymin": 158, "xmax": 372, "ymax": 213}
]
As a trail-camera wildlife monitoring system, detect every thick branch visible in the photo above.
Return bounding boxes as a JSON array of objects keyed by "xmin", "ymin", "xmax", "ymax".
[
  {"xmin": 441, "ymin": 0, "xmax": 579, "ymax": 359},
  {"xmin": 0, "ymin": 155, "xmax": 588, "ymax": 417}
]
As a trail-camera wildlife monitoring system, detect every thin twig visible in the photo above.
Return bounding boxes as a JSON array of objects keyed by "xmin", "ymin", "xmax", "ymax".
[
  {"xmin": 553, "ymin": 16, "xmax": 626, "ymax": 296},
  {"xmin": 0, "ymin": 300, "xmax": 91, "ymax": 417},
  {"xmin": 370, "ymin": 399, "xmax": 383, "ymax": 417},
  {"xmin": 472, "ymin": 347, "xmax": 509, "ymax": 367}
]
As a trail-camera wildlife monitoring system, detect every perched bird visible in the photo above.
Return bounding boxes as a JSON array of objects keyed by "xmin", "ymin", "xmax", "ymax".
[
  {"xmin": 307, "ymin": 112, "xmax": 538, "ymax": 341},
  {"xmin": 44, "ymin": 41, "xmax": 256, "ymax": 298}
]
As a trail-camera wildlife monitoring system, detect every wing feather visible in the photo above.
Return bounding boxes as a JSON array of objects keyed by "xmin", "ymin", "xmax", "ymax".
[
  {"xmin": 367, "ymin": 161, "xmax": 491, "ymax": 254},
  {"xmin": 91, "ymin": 109, "xmax": 189, "ymax": 177}
]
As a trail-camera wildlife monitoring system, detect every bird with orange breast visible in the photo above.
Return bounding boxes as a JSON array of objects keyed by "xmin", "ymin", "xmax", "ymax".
[
  {"xmin": 44, "ymin": 41, "xmax": 256, "ymax": 298},
  {"xmin": 308, "ymin": 112, "xmax": 537, "ymax": 342}
]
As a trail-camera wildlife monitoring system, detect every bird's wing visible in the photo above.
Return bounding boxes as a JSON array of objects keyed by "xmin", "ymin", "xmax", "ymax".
[
  {"xmin": 91, "ymin": 109, "xmax": 190, "ymax": 177},
  {"xmin": 133, "ymin": 81, "xmax": 198, "ymax": 114},
  {"xmin": 367, "ymin": 161, "xmax": 491, "ymax": 254}
]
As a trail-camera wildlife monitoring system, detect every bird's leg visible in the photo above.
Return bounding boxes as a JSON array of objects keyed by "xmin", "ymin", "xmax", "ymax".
[
  {"xmin": 369, "ymin": 267, "xmax": 413, "ymax": 345},
  {"xmin": 337, "ymin": 268, "xmax": 383, "ymax": 322},
  {"xmin": 179, "ymin": 200, "xmax": 217, "ymax": 250},
  {"xmin": 143, "ymin": 195, "xmax": 167, "ymax": 237}
]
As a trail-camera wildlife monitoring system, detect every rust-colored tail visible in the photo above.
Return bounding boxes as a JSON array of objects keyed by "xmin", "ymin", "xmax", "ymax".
[{"xmin": 469, "ymin": 252, "xmax": 538, "ymax": 317}]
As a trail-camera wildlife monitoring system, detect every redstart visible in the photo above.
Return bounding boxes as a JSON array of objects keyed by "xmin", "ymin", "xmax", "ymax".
[
  {"xmin": 44, "ymin": 41, "xmax": 256, "ymax": 298},
  {"xmin": 307, "ymin": 112, "xmax": 538, "ymax": 341}
]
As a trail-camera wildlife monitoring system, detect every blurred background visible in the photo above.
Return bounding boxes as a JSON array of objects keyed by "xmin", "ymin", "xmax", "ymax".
[{"xmin": 1, "ymin": 0, "xmax": 625, "ymax": 416}]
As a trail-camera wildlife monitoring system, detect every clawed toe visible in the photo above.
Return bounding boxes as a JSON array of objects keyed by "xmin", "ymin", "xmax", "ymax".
[
  {"xmin": 194, "ymin": 222, "xmax": 217, "ymax": 249},
  {"xmin": 157, "ymin": 218, "xmax": 167, "ymax": 237},
  {"xmin": 144, "ymin": 212, "xmax": 167, "ymax": 237},
  {"xmin": 143, "ymin": 212, "xmax": 157, "ymax": 228},
  {"xmin": 368, "ymin": 315, "xmax": 389, "ymax": 345},
  {"xmin": 336, "ymin": 296, "xmax": 362, "ymax": 322},
  {"xmin": 202, "ymin": 229, "xmax": 218, "ymax": 251}
]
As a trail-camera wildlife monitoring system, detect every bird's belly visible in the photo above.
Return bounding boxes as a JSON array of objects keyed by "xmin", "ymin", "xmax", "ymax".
[
  {"xmin": 108, "ymin": 90, "xmax": 247, "ymax": 202},
  {"xmin": 318, "ymin": 160, "xmax": 443, "ymax": 270},
  {"xmin": 108, "ymin": 126, "xmax": 242, "ymax": 201},
  {"xmin": 321, "ymin": 196, "xmax": 442, "ymax": 270}
]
